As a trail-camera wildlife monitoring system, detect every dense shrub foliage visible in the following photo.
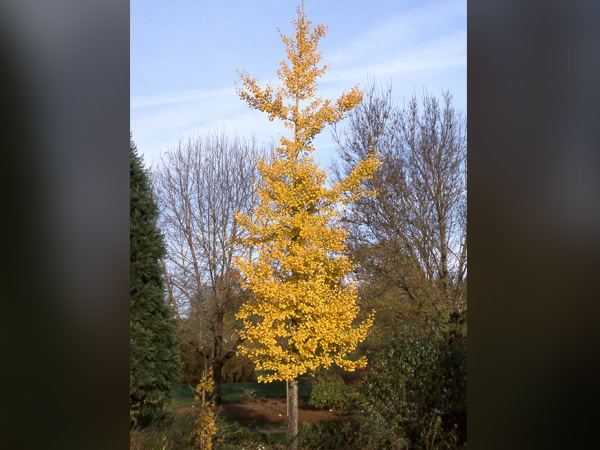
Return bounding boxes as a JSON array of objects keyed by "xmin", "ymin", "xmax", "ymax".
[
  {"xmin": 299, "ymin": 420, "xmax": 355, "ymax": 450},
  {"xmin": 300, "ymin": 330, "xmax": 466, "ymax": 450},
  {"xmin": 215, "ymin": 416, "xmax": 287, "ymax": 450},
  {"xmin": 308, "ymin": 373, "xmax": 352, "ymax": 410},
  {"xmin": 356, "ymin": 330, "xmax": 467, "ymax": 449}
]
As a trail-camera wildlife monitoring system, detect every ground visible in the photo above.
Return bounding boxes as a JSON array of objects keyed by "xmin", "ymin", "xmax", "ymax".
[{"xmin": 175, "ymin": 397, "xmax": 350, "ymax": 430}]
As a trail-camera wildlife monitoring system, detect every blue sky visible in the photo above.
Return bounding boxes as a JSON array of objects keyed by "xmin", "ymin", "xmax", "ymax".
[{"xmin": 131, "ymin": 0, "xmax": 466, "ymax": 168}]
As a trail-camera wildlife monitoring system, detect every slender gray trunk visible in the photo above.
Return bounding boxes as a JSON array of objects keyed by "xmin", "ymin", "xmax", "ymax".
[{"xmin": 287, "ymin": 378, "xmax": 299, "ymax": 450}]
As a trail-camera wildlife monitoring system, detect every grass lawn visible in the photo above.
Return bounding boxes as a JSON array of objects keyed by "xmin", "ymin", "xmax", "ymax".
[{"xmin": 170, "ymin": 377, "xmax": 312, "ymax": 408}]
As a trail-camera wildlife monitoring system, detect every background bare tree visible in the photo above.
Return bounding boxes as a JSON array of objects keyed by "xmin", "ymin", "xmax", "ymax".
[
  {"xmin": 153, "ymin": 132, "xmax": 268, "ymax": 404},
  {"xmin": 332, "ymin": 82, "xmax": 467, "ymax": 344}
]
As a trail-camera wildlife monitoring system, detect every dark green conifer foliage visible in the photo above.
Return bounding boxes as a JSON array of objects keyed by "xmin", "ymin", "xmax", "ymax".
[{"xmin": 130, "ymin": 137, "xmax": 181, "ymax": 427}]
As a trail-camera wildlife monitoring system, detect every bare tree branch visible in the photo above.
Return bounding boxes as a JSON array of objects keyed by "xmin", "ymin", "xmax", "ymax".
[
  {"xmin": 333, "ymin": 81, "xmax": 467, "ymax": 341},
  {"xmin": 153, "ymin": 131, "xmax": 270, "ymax": 403}
]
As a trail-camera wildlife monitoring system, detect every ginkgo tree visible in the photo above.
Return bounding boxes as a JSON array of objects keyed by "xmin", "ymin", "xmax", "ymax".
[{"xmin": 234, "ymin": 3, "xmax": 380, "ymax": 449}]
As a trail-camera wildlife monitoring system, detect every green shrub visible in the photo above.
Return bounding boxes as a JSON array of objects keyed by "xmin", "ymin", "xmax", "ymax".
[
  {"xmin": 239, "ymin": 388, "xmax": 257, "ymax": 404},
  {"xmin": 308, "ymin": 373, "xmax": 352, "ymax": 410},
  {"xmin": 214, "ymin": 416, "xmax": 255, "ymax": 449},
  {"xmin": 299, "ymin": 420, "xmax": 355, "ymax": 450},
  {"xmin": 356, "ymin": 329, "xmax": 467, "ymax": 449},
  {"xmin": 350, "ymin": 404, "xmax": 409, "ymax": 450},
  {"xmin": 129, "ymin": 412, "xmax": 196, "ymax": 449},
  {"xmin": 214, "ymin": 416, "xmax": 286, "ymax": 450},
  {"xmin": 130, "ymin": 400, "xmax": 171, "ymax": 429}
]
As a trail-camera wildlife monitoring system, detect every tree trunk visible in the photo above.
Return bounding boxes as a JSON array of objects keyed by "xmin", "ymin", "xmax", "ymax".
[
  {"xmin": 287, "ymin": 378, "xmax": 299, "ymax": 450},
  {"xmin": 212, "ymin": 359, "xmax": 224, "ymax": 406}
]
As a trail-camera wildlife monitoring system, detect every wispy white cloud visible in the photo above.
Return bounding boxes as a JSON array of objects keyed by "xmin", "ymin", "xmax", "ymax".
[
  {"xmin": 131, "ymin": 88, "xmax": 231, "ymax": 108},
  {"xmin": 325, "ymin": 30, "xmax": 465, "ymax": 85},
  {"xmin": 131, "ymin": 0, "xmax": 466, "ymax": 168},
  {"xmin": 324, "ymin": 32, "xmax": 467, "ymax": 82},
  {"xmin": 130, "ymin": 87, "xmax": 287, "ymax": 167},
  {"xmin": 326, "ymin": 0, "xmax": 465, "ymax": 83}
]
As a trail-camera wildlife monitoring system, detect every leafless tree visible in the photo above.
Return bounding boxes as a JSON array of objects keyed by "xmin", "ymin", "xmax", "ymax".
[
  {"xmin": 332, "ymin": 82, "xmax": 467, "ymax": 342},
  {"xmin": 153, "ymin": 132, "xmax": 269, "ymax": 404}
]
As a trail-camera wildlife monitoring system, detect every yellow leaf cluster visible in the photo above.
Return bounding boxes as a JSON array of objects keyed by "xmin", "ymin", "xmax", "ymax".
[
  {"xmin": 192, "ymin": 378, "xmax": 217, "ymax": 450},
  {"xmin": 235, "ymin": 4, "xmax": 381, "ymax": 383},
  {"xmin": 193, "ymin": 377, "xmax": 214, "ymax": 402}
]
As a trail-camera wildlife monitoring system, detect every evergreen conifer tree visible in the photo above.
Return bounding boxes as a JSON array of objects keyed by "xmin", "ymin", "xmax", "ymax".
[{"xmin": 130, "ymin": 137, "xmax": 181, "ymax": 427}]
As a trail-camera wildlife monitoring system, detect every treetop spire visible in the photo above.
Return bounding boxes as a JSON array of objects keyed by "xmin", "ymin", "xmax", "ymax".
[{"xmin": 236, "ymin": 3, "xmax": 364, "ymax": 157}]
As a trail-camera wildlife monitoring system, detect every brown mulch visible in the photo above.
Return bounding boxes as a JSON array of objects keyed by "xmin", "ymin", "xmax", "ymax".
[{"xmin": 175, "ymin": 398, "xmax": 350, "ymax": 428}]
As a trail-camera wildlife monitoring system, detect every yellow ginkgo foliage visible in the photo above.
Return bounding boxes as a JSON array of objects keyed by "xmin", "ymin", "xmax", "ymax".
[{"xmin": 235, "ymin": 4, "xmax": 380, "ymax": 385}]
